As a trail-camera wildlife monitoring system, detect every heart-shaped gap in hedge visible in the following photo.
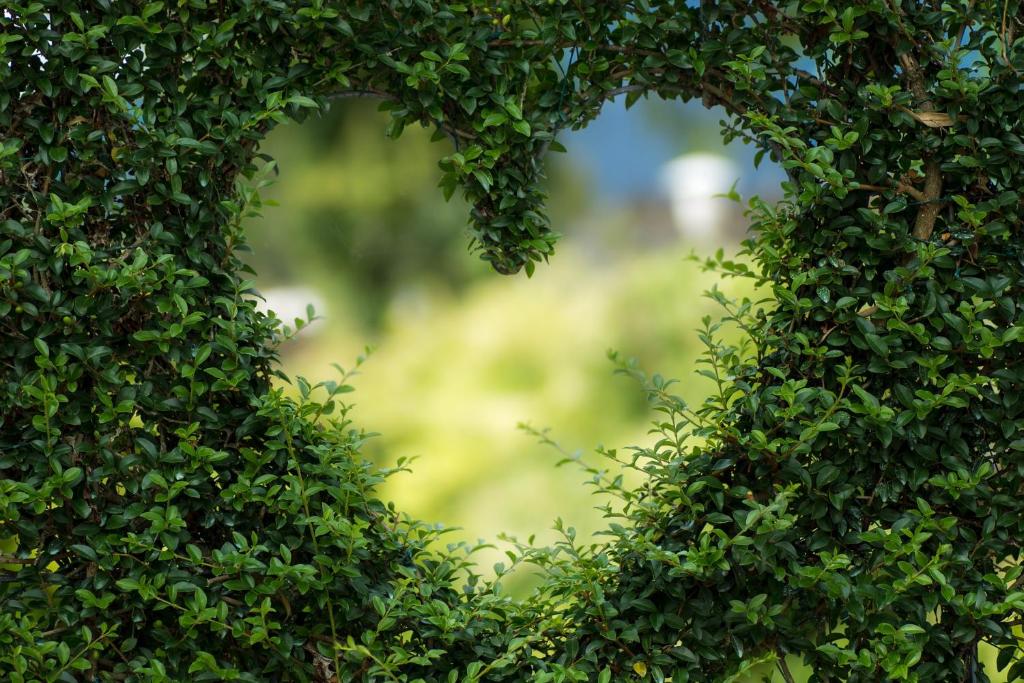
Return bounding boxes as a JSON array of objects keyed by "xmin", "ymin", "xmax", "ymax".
[{"xmin": 4, "ymin": 4, "xmax": 1023, "ymax": 682}]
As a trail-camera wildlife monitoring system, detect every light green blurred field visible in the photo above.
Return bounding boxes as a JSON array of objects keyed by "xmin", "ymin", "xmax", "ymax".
[{"xmin": 276, "ymin": 243, "xmax": 752, "ymax": 570}]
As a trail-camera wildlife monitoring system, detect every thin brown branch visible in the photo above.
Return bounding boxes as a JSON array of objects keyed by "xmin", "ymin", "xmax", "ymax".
[
  {"xmin": 33, "ymin": 169, "xmax": 52, "ymax": 234},
  {"xmin": 897, "ymin": 52, "xmax": 944, "ymax": 241},
  {"xmin": 40, "ymin": 610, "xmax": 131, "ymax": 638},
  {"xmin": 326, "ymin": 88, "xmax": 471, "ymax": 150},
  {"xmin": 913, "ymin": 159, "xmax": 943, "ymax": 240},
  {"xmin": 778, "ymin": 655, "xmax": 798, "ymax": 683},
  {"xmin": 897, "ymin": 53, "xmax": 931, "ymax": 108},
  {"xmin": 793, "ymin": 68, "xmax": 826, "ymax": 88},
  {"xmin": 852, "ymin": 180, "xmax": 927, "ymax": 203},
  {"xmin": 207, "ymin": 573, "xmax": 235, "ymax": 587},
  {"xmin": 1001, "ymin": 0, "xmax": 1019, "ymax": 73},
  {"xmin": 487, "ymin": 38, "xmax": 661, "ymax": 58},
  {"xmin": 951, "ymin": 1, "xmax": 976, "ymax": 58},
  {"xmin": 324, "ymin": 89, "xmax": 399, "ymax": 102}
]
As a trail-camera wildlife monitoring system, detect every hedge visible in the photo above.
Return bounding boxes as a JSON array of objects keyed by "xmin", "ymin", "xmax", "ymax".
[{"xmin": 2, "ymin": 1, "xmax": 1024, "ymax": 681}]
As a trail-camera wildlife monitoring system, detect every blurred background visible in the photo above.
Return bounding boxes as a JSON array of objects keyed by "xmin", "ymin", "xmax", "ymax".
[
  {"xmin": 242, "ymin": 90, "xmax": 1013, "ymax": 682},
  {"xmin": 244, "ymin": 95, "xmax": 783, "ymax": 587}
]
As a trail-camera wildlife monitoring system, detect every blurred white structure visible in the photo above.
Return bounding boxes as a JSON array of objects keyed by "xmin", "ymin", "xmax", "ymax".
[
  {"xmin": 660, "ymin": 153, "xmax": 739, "ymax": 243},
  {"xmin": 255, "ymin": 286, "xmax": 326, "ymax": 335}
]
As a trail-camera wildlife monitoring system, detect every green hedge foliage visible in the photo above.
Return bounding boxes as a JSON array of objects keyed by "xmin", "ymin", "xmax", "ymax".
[{"xmin": 3, "ymin": 1, "xmax": 1024, "ymax": 681}]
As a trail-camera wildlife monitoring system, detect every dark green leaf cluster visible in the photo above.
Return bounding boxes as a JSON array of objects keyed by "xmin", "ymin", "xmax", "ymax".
[{"xmin": 2, "ymin": 1, "xmax": 1024, "ymax": 681}]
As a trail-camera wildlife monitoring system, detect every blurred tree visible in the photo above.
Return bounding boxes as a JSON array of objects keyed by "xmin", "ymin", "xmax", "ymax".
[{"xmin": 248, "ymin": 100, "xmax": 478, "ymax": 326}]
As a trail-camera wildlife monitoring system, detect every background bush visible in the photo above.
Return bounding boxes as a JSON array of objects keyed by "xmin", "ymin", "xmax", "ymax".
[{"xmin": 3, "ymin": 1, "xmax": 1024, "ymax": 682}]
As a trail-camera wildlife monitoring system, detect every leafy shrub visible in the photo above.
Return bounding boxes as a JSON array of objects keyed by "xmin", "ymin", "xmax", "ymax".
[{"xmin": 2, "ymin": 1, "xmax": 1024, "ymax": 681}]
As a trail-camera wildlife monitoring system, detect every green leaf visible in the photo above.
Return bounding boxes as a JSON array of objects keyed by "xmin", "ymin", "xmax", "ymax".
[
  {"xmin": 445, "ymin": 63, "xmax": 470, "ymax": 78},
  {"xmin": 62, "ymin": 467, "xmax": 83, "ymax": 485},
  {"xmin": 482, "ymin": 112, "xmax": 507, "ymax": 128},
  {"xmin": 33, "ymin": 337, "xmax": 49, "ymax": 358},
  {"xmin": 288, "ymin": 95, "xmax": 319, "ymax": 109},
  {"xmin": 865, "ymin": 333, "xmax": 889, "ymax": 357},
  {"xmin": 70, "ymin": 544, "xmax": 98, "ymax": 561},
  {"xmin": 101, "ymin": 75, "xmax": 118, "ymax": 98},
  {"xmin": 116, "ymin": 578, "xmax": 140, "ymax": 591}
]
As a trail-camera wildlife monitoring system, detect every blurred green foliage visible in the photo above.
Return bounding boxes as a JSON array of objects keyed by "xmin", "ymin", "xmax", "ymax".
[{"xmin": 248, "ymin": 100, "xmax": 754, "ymax": 593}]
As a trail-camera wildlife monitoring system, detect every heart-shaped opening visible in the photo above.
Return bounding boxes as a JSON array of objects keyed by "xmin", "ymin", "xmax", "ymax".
[{"xmin": 246, "ymin": 95, "xmax": 784, "ymax": 595}]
